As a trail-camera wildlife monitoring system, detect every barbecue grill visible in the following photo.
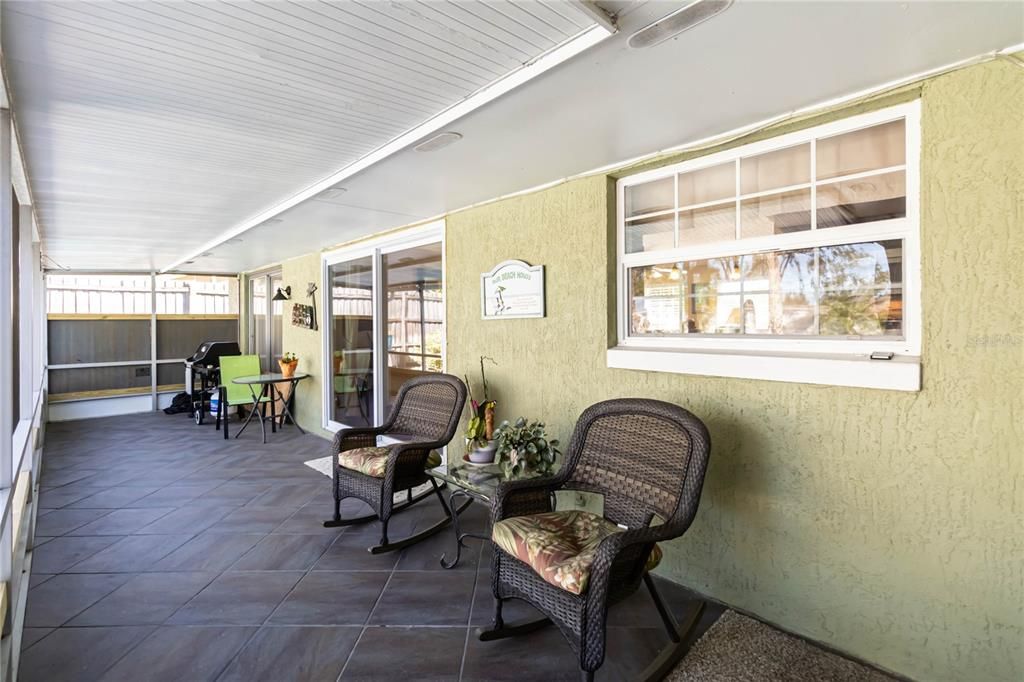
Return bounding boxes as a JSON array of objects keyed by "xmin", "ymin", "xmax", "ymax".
[{"xmin": 185, "ymin": 340, "xmax": 241, "ymax": 424}]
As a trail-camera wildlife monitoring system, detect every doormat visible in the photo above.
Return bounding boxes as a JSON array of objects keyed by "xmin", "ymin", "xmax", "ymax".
[{"xmin": 669, "ymin": 610, "xmax": 899, "ymax": 681}]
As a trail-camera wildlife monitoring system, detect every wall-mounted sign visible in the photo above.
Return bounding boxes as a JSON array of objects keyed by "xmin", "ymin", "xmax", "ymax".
[{"xmin": 481, "ymin": 260, "xmax": 545, "ymax": 319}]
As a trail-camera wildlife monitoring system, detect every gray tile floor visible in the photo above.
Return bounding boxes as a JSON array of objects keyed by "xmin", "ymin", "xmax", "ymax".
[{"xmin": 22, "ymin": 412, "xmax": 722, "ymax": 682}]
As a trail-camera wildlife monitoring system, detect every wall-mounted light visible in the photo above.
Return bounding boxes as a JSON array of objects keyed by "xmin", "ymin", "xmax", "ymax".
[{"xmin": 272, "ymin": 286, "xmax": 292, "ymax": 301}]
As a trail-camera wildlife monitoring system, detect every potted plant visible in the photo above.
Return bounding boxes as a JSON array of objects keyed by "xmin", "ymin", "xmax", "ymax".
[
  {"xmin": 279, "ymin": 352, "xmax": 299, "ymax": 378},
  {"xmin": 465, "ymin": 356, "xmax": 498, "ymax": 463},
  {"xmin": 493, "ymin": 417, "xmax": 561, "ymax": 477}
]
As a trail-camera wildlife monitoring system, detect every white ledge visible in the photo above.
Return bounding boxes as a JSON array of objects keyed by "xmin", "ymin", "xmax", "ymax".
[{"xmin": 607, "ymin": 346, "xmax": 921, "ymax": 391}]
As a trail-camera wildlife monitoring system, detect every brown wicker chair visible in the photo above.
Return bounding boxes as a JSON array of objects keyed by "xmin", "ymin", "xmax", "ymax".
[
  {"xmin": 323, "ymin": 373, "xmax": 467, "ymax": 553},
  {"xmin": 482, "ymin": 398, "xmax": 712, "ymax": 681}
]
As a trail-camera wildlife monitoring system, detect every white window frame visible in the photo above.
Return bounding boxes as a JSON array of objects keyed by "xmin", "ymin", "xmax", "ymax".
[
  {"xmin": 321, "ymin": 220, "xmax": 446, "ymax": 432},
  {"xmin": 610, "ymin": 101, "xmax": 922, "ymax": 391}
]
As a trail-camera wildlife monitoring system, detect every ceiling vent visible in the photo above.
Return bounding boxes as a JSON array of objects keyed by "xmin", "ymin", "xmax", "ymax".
[
  {"xmin": 414, "ymin": 132, "xmax": 462, "ymax": 152},
  {"xmin": 628, "ymin": 0, "xmax": 732, "ymax": 49}
]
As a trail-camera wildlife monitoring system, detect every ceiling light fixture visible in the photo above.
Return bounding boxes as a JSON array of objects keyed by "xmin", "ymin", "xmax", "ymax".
[
  {"xmin": 628, "ymin": 0, "xmax": 733, "ymax": 49},
  {"xmin": 414, "ymin": 132, "xmax": 462, "ymax": 152},
  {"xmin": 317, "ymin": 187, "xmax": 347, "ymax": 201}
]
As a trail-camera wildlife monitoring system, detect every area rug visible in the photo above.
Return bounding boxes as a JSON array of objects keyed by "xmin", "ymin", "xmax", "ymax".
[
  {"xmin": 304, "ymin": 455, "xmax": 434, "ymax": 503},
  {"xmin": 669, "ymin": 610, "xmax": 899, "ymax": 681}
]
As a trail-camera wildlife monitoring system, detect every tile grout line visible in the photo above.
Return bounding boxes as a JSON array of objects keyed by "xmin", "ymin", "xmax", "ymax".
[{"xmin": 336, "ymin": 535, "xmax": 405, "ymax": 681}]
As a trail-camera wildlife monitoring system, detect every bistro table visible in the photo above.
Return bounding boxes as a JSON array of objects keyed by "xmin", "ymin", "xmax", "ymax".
[
  {"xmin": 231, "ymin": 372, "xmax": 310, "ymax": 444},
  {"xmin": 427, "ymin": 457, "xmax": 550, "ymax": 569}
]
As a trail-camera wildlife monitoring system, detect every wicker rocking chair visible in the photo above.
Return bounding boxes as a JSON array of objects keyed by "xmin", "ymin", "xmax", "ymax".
[
  {"xmin": 481, "ymin": 398, "xmax": 712, "ymax": 681},
  {"xmin": 322, "ymin": 373, "xmax": 468, "ymax": 553}
]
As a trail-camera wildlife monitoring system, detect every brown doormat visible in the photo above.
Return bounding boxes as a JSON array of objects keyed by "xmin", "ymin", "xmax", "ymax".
[{"xmin": 668, "ymin": 610, "xmax": 899, "ymax": 681}]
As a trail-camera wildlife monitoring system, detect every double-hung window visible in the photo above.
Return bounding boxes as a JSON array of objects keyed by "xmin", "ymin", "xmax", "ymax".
[{"xmin": 609, "ymin": 102, "xmax": 921, "ymax": 391}]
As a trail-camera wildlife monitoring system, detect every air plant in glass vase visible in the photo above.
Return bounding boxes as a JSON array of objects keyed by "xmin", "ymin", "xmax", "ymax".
[
  {"xmin": 493, "ymin": 418, "xmax": 560, "ymax": 478},
  {"xmin": 464, "ymin": 356, "xmax": 498, "ymax": 463}
]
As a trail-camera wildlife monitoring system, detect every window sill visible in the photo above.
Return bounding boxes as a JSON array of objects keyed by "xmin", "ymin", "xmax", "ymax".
[{"xmin": 606, "ymin": 346, "xmax": 921, "ymax": 391}]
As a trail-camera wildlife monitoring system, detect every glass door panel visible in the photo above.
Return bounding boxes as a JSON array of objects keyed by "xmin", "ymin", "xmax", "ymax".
[
  {"xmin": 382, "ymin": 243, "xmax": 443, "ymax": 413},
  {"xmin": 270, "ymin": 275, "xmax": 284, "ymax": 370},
  {"xmin": 329, "ymin": 256, "xmax": 375, "ymax": 427},
  {"xmin": 250, "ymin": 277, "xmax": 267, "ymax": 369}
]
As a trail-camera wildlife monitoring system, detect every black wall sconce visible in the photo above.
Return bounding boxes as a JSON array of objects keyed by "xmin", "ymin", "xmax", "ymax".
[{"xmin": 272, "ymin": 285, "xmax": 292, "ymax": 301}]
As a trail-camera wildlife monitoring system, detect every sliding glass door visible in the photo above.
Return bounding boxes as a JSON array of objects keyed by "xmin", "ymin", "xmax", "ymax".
[
  {"xmin": 328, "ymin": 256, "xmax": 375, "ymax": 427},
  {"xmin": 324, "ymin": 225, "xmax": 444, "ymax": 430},
  {"xmin": 249, "ymin": 270, "xmax": 283, "ymax": 372}
]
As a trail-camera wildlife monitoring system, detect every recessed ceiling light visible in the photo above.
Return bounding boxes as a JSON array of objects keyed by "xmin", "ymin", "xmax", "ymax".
[
  {"xmin": 184, "ymin": 260, "xmax": 196, "ymax": 264},
  {"xmin": 414, "ymin": 132, "xmax": 462, "ymax": 152},
  {"xmin": 318, "ymin": 187, "xmax": 347, "ymax": 200},
  {"xmin": 628, "ymin": 0, "xmax": 733, "ymax": 49}
]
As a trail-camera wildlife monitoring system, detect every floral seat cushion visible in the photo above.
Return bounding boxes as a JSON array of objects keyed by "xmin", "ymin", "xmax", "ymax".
[
  {"xmin": 337, "ymin": 446, "xmax": 442, "ymax": 478},
  {"xmin": 491, "ymin": 510, "xmax": 662, "ymax": 596}
]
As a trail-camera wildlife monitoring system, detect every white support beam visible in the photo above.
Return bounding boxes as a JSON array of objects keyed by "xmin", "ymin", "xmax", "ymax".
[{"xmin": 569, "ymin": 1, "xmax": 618, "ymax": 34}]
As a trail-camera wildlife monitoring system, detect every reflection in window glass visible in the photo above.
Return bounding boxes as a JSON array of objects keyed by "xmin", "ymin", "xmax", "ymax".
[
  {"xmin": 624, "ymin": 214, "xmax": 674, "ymax": 253},
  {"xmin": 678, "ymin": 203, "xmax": 736, "ymax": 247},
  {"xmin": 628, "ymin": 240, "xmax": 902, "ymax": 338},
  {"xmin": 251, "ymin": 277, "xmax": 267, "ymax": 369},
  {"xmin": 624, "ymin": 177, "xmax": 674, "ymax": 218},
  {"xmin": 383, "ymin": 243, "xmax": 443, "ymax": 412},
  {"xmin": 740, "ymin": 188, "xmax": 812, "ymax": 237},
  {"xmin": 817, "ymin": 120, "xmax": 905, "ymax": 181},
  {"xmin": 740, "ymin": 143, "xmax": 810, "ymax": 195},
  {"xmin": 678, "ymin": 161, "xmax": 734, "ymax": 207},
  {"xmin": 817, "ymin": 171, "xmax": 906, "ymax": 228},
  {"xmin": 330, "ymin": 257, "xmax": 375, "ymax": 427}
]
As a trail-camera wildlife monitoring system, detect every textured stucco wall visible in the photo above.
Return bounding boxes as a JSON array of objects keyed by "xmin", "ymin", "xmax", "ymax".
[
  {"xmin": 278, "ymin": 254, "xmax": 333, "ymax": 441},
  {"xmin": 446, "ymin": 57, "xmax": 1023, "ymax": 681}
]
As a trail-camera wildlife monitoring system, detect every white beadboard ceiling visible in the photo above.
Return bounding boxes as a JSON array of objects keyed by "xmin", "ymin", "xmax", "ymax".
[{"xmin": 4, "ymin": 0, "xmax": 1023, "ymax": 274}]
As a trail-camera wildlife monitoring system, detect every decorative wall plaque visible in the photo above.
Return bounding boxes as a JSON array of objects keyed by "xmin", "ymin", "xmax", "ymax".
[{"xmin": 481, "ymin": 260, "xmax": 545, "ymax": 319}]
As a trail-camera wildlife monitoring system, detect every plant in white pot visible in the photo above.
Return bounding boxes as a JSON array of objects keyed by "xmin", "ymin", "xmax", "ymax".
[{"xmin": 464, "ymin": 356, "xmax": 498, "ymax": 463}]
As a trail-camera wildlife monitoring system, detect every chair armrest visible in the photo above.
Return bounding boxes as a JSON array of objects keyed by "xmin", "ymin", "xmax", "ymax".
[
  {"xmin": 333, "ymin": 426, "xmax": 386, "ymax": 454},
  {"xmin": 586, "ymin": 525, "xmax": 676, "ymax": 599},
  {"xmin": 383, "ymin": 441, "xmax": 444, "ymax": 481},
  {"xmin": 490, "ymin": 477, "xmax": 561, "ymax": 524}
]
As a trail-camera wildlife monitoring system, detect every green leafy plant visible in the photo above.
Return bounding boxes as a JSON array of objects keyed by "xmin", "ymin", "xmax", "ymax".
[
  {"xmin": 464, "ymin": 356, "xmax": 497, "ymax": 452},
  {"xmin": 494, "ymin": 417, "xmax": 560, "ymax": 477},
  {"xmin": 281, "ymin": 352, "xmax": 298, "ymax": 364}
]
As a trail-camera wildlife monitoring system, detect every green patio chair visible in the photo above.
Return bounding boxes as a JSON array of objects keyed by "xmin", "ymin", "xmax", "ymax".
[{"xmin": 215, "ymin": 354, "xmax": 271, "ymax": 440}]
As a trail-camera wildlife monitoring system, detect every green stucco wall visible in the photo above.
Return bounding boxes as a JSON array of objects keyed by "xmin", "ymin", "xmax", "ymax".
[
  {"xmin": 279, "ymin": 253, "xmax": 333, "ymax": 442},
  {"xmin": 445, "ymin": 57, "xmax": 1023, "ymax": 681}
]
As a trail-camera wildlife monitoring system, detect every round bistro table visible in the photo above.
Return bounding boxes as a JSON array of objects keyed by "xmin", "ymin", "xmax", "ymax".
[{"xmin": 231, "ymin": 372, "xmax": 310, "ymax": 444}]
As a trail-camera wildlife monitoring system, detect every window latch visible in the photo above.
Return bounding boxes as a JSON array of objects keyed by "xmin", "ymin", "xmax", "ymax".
[{"xmin": 870, "ymin": 351, "xmax": 895, "ymax": 361}]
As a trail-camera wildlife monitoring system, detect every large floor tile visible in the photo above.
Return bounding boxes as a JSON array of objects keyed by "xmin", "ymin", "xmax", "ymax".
[
  {"xmin": 231, "ymin": 534, "xmax": 335, "ymax": 570},
  {"xmin": 341, "ymin": 626, "xmax": 465, "ymax": 681},
  {"xmin": 70, "ymin": 534, "xmax": 194, "ymax": 573},
  {"xmin": 461, "ymin": 625, "xmax": 580, "ymax": 682},
  {"xmin": 25, "ymin": 573, "xmax": 132, "ymax": 627},
  {"xmin": 31, "ymin": 536, "xmax": 122, "ymax": 573},
  {"xmin": 369, "ymin": 570, "xmax": 476, "ymax": 626},
  {"xmin": 132, "ymin": 505, "xmax": 235, "ymax": 534},
  {"xmin": 34, "ymin": 508, "xmax": 114, "ymax": 537},
  {"xmin": 168, "ymin": 571, "xmax": 304, "ymax": 625},
  {"xmin": 217, "ymin": 626, "xmax": 361, "ymax": 682},
  {"xmin": 268, "ymin": 571, "xmax": 389, "ymax": 625},
  {"xmin": 98, "ymin": 626, "xmax": 257, "ymax": 682},
  {"xmin": 311, "ymin": 532, "xmax": 401, "ymax": 571},
  {"xmin": 68, "ymin": 507, "xmax": 176, "ymax": 535},
  {"xmin": 201, "ymin": 506, "xmax": 298, "ymax": 534},
  {"xmin": 66, "ymin": 487, "xmax": 161, "ymax": 509},
  {"xmin": 68, "ymin": 572, "xmax": 217, "ymax": 626},
  {"xmin": 19, "ymin": 626, "xmax": 154, "ymax": 682},
  {"xmin": 151, "ymin": 533, "xmax": 264, "ymax": 571}
]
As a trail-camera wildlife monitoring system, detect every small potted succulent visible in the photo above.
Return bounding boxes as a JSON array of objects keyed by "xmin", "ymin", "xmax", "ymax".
[
  {"xmin": 465, "ymin": 356, "xmax": 498, "ymax": 463},
  {"xmin": 493, "ymin": 417, "xmax": 560, "ymax": 477},
  {"xmin": 279, "ymin": 352, "xmax": 299, "ymax": 378}
]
